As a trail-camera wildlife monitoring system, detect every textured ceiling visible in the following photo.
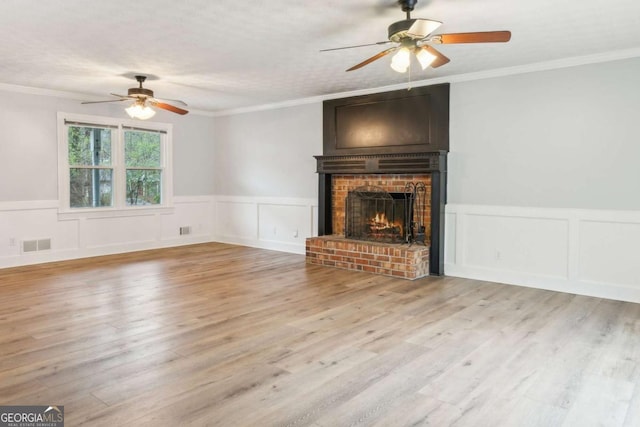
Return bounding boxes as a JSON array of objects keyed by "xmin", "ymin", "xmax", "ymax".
[{"xmin": 0, "ymin": 0, "xmax": 639, "ymax": 113}]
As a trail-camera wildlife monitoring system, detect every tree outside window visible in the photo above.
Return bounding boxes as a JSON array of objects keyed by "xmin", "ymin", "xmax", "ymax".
[
  {"xmin": 125, "ymin": 130, "xmax": 162, "ymax": 206},
  {"xmin": 68, "ymin": 126, "xmax": 113, "ymax": 208}
]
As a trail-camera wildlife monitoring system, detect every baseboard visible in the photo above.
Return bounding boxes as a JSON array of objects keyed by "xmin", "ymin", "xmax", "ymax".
[
  {"xmin": 445, "ymin": 263, "xmax": 640, "ymax": 304},
  {"xmin": 0, "ymin": 235, "xmax": 212, "ymax": 269},
  {"xmin": 211, "ymin": 235, "xmax": 306, "ymax": 255}
]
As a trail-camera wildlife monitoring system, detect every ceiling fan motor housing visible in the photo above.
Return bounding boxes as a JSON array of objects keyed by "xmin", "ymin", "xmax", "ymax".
[
  {"xmin": 388, "ymin": 19, "xmax": 416, "ymax": 42},
  {"xmin": 128, "ymin": 87, "xmax": 154, "ymax": 98},
  {"xmin": 129, "ymin": 75, "xmax": 154, "ymax": 98}
]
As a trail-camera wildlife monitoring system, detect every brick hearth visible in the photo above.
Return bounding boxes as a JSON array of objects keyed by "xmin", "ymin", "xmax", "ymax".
[{"xmin": 306, "ymin": 236, "xmax": 430, "ymax": 280}]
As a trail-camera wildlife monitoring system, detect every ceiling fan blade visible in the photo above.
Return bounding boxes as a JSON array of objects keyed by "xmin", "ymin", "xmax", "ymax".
[
  {"xmin": 418, "ymin": 45, "xmax": 450, "ymax": 68},
  {"xmin": 407, "ymin": 19, "xmax": 442, "ymax": 39},
  {"xmin": 110, "ymin": 93, "xmax": 137, "ymax": 99},
  {"xmin": 81, "ymin": 98, "xmax": 128, "ymax": 104},
  {"xmin": 149, "ymin": 101, "xmax": 189, "ymax": 115},
  {"xmin": 320, "ymin": 41, "xmax": 392, "ymax": 52},
  {"xmin": 154, "ymin": 97, "xmax": 188, "ymax": 107},
  {"xmin": 346, "ymin": 47, "xmax": 397, "ymax": 72},
  {"xmin": 435, "ymin": 31, "xmax": 511, "ymax": 44}
]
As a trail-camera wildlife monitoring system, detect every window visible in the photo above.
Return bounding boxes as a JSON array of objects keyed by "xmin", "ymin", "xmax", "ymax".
[
  {"xmin": 124, "ymin": 129, "xmax": 163, "ymax": 206},
  {"xmin": 58, "ymin": 113, "xmax": 173, "ymax": 214},
  {"xmin": 68, "ymin": 125, "xmax": 114, "ymax": 208}
]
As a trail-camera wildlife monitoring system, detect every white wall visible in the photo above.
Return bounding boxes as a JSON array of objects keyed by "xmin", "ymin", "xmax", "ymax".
[
  {"xmin": 447, "ymin": 58, "xmax": 640, "ymax": 209},
  {"xmin": 209, "ymin": 103, "xmax": 322, "ymax": 254},
  {"xmin": 0, "ymin": 90, "xmax": 109, "ymax": 201},
  {"xmin": 172, "ymin": 113, "xmax": 216, "ymax": 196},
  {"xmin": 445, "ymin": 57, "xmax": 640, "ymax": 302},
  {"xmin": 212, "ymin": 102, "xmax": 322, "ymax": 198}
]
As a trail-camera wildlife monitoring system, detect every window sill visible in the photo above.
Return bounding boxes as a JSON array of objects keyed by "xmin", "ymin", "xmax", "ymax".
[{"xmin": 58, "ymin": 205, "xmax": 175, "ymax": 221}]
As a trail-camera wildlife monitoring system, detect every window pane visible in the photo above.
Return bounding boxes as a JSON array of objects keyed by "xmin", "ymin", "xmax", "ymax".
[
  {"xmin": 68, "ymin": 127, "xmax": 111, "ymax": 166},
  {"xmin": 125, "ymin": 130, "xmax": 161, "ymax": 167},
  {"xmin": 126, "ymin": 169, "xmax": 162, "ymax": 206},
  {"xmin": 69, "ymin": 168, "xmax": 113, "ymax": 208}
]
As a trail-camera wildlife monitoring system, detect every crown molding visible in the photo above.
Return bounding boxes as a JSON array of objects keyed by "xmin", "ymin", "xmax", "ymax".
[
  {"xmin": 0, "ymin": 83, "xmax": 91, "ymax": 100},
  {"xmin": 2, "ymin": 47, "xmax": 640, "ymax": 118},
  {"xmin": 211, "ymin": 47, "xmax": 640, "ymax": 117}
]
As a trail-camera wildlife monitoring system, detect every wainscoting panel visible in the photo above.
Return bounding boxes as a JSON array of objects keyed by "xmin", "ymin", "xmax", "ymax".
[
  {"xmin": 444, "ymin": 212, "xmax": 457, "ymax": 265},
  {"xmin": 214, "ymin": 200, "xmax": 258, "ymax": 240},
  {"xmin": 0, "ymin": 197, "xmax": 213, "ymax": 269},
  {"xmin": 212, "ymin": 196, "xmax": 317, "ymax": 254},
  {"xmin": 0, "ymin": 201, "xmax": 77, "ymax": 261},
  {"xmin": 258, "ymin": 204, "xmax": 310, "ymax": 245},
  {"xmin": 84, "ymin": 215, "xmax": 158, "ymax": 249},
  {"xmin": 0, "ymin": 195, "xmax": 317, "ymax": 268},
  {"xmin": 578, "ymin": 219, "xmax": 640, "ymax": 288},
  {"xmin": 161, "ymin": 196, "xmax": 213, "ymax": 240},
  {"xmin": 463, "ymin": 214, "xmax": 569, "ymax": 278},
  {"xmin": 445, "ymin": 204, "xmax": 640, "ymax": 303}
]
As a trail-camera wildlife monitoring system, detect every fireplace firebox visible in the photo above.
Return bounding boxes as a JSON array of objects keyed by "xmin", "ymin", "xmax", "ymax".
[{"xmin": 345, "ymin": 187, "xmax": 410, "ymax": 243}]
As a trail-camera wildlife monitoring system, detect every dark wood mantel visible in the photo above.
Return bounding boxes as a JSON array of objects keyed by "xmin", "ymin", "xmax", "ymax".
[{"xmin": 315, "ymin": 151, "xmax": 446, "ymax": 174}]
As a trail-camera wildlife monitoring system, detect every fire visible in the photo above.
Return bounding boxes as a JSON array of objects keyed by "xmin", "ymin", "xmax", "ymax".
[
  {"xmin": 373, "ymin": 212, "xmax": 387, "ymax": 226},
  {"xmin": 369, "ymin": 212, "xmax": 402, "ymax": 236}
]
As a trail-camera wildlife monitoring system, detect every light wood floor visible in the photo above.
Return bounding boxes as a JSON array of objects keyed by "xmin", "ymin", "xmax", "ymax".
[{"xmin": 1, "ymin": 243, "xmax": 639, "ymax": 426}]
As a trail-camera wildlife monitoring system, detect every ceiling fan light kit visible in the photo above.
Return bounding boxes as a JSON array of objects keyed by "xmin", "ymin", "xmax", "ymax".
[
  {"xmin": 415, "ymin": 48, "xmax": 436, "ymax": 70},
  {"xmin": 322, "ymin": 0, "xmax": 511, "ymax": 74},
  {"xmin": 81, "ymin": 75, "xmax": 189, "ymax": 120},
  {"xmin": 390, "ymin": 47, "xmax": 411, "ymax": 73},
  {"xmin": 125, "ymin": 99, "xmax": 156, "ymax": 120}
]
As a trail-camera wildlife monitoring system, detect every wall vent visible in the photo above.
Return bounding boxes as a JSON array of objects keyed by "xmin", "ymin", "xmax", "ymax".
[
  {"xmin": 23, "ymin": 240, "xmax": 37, "ymax": 253},
  {"xmin": 179, "ymin": 226, "xmax": 191, "ymax": 235},
  {"xmin": 22, "ymin": 238, "xmax": 51, "ymax": 253}
]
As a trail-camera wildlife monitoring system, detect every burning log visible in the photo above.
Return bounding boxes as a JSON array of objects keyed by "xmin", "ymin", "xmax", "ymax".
[{"xmin": 368, "ymin": 212, "xmax": 403, "ymax": 237}]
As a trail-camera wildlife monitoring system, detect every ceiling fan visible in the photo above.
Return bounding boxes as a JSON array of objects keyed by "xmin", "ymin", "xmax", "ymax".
[
  {"xmin": 82, "ymin": 75, "xmax": 188, "ymax": 119},
  {"xmin": 321, "ymin": 0, "xmax": 511, "ymax": 73}
]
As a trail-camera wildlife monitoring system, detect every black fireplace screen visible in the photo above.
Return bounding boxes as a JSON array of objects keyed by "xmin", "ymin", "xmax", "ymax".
[
  {"xmin": 345, "ymin": 186, "xmax": 411, "ymax": 243},
  {"xmin": 345, "ymin": 183, "xmax": 428, "ymax": 244}
]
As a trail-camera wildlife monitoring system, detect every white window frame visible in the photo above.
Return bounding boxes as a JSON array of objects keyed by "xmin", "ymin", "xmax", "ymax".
[{"xmin": 57, "ymin": 112, "xmax": 174, "ymax": 218}]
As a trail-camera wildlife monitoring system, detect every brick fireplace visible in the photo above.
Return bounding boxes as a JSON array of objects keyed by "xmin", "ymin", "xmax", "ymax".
[
  {"xmin": 332, "ymin": 174, "xmax": 431, "ymax": 241},
  {"xmin": 306, "ymin": 83, "xmax": 449, "ymax": 279},
  {"xmin": 307, "ymin": 172, "xmax": 434, "ymax": 279},
  {"xmin": 307, "ymin": 152, "xmax": 446, "ymax": 279}
]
